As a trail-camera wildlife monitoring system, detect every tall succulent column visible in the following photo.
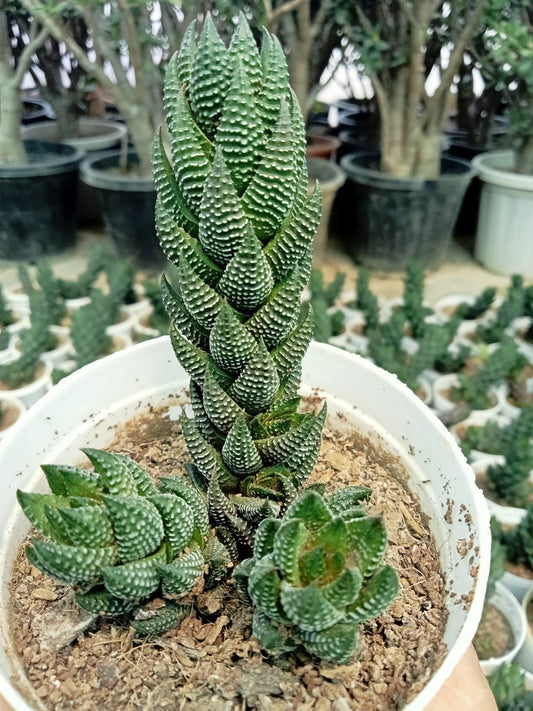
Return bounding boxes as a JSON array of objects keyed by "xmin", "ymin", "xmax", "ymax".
[{"xmin": 153, "ymin": 15, "xmax": 325, "ymax": 552}]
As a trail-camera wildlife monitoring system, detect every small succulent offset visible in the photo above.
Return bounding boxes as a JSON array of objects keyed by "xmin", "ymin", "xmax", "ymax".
[
  {"xmin": 355, "ymin": 268, "xmax": 380, "ymax": 334},
  {"xmin": 402, "ymin": 261, "xmax": 432, "ymax": 339},
  {"xmin": 306, "ymin": 270, "xmax": 346, "ymax": 343},
  {"xmin": 18, "ymin": 449, "xmax": 209, "ymax": 636},
  {"xmin": 455, "ymin": 287, "xmax": 496, "ymax": 321},
  {"xmin": 489, "ymin": 663, "xmax": 533, "ymax": 711},
  {"xmin": 234, "ymin": 489, "xmax": 399, "ymax": 663}
]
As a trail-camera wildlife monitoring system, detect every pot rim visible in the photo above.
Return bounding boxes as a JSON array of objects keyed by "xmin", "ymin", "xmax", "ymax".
[
  {"xmin": 80, "ymin": 149, "xmax": 154, "ymax": 191},
  {"xmin": 472, "ymin": 150, "xmax": 533, "ymax": 191},
  {"xmin": 340, "ymin": 151, "xmax": 476, "ymax": 190},
  {"xmin": 0, "ymin": 141, "xmax": 85, "ymax": 178}
]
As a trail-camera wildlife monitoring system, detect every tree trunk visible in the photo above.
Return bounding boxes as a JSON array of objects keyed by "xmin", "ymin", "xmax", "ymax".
[
  {"xmin": 0, "ymin": 79, "xmax": 27, "ymax": 163},
  {"xmin": 414, "ymin": 131, "xmax": 442, "ymax": 179},
  {"xmin": 515, "ymin": 136, "xmax": 533, "ymax": 176},
  {"xmin": 120, "ymin": 104, "xmax": 154, "ymax": 177},
  {"xmin": 52, "ymin": 94, "xmax": 80, "ymax": 139}
]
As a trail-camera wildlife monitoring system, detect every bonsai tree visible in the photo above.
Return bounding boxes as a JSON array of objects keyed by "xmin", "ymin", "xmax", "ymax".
[
  {"xmin": 18, "ymin": 15, "xmax": 400, "ymax": 663},
  {"xmin": 335, "ymin": 0, "xmax": 489, "ymax": 178}
]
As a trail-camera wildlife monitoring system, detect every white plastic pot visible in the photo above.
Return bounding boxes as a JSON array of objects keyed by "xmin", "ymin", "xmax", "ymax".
[
  {"xmin": 0, "ymin": 395, "xmax": 25, "ymax": 442},
  {"xmin": 473, "ymin": 151, "xmax": 533, "ymax": 278},
  {"xmin": 502, "ymin": 571, "xmax": 533, "ymax": 604},
  {"xmin": 479, "ymin": 582, "xmax": 527, "ymax": 676},
  {"xmin": 3, "ymin": 285, "xmax": 30, "ymax": 315},
  {"xmin": 517, "ymin": 588, "xmax": 533, "ymax": 673},
  {"xmin": 120, "ymin": 284, "xmax": 152, "ymax": 320},
  {"xmin": 0, "ymin": 339, "xmax": 490, "ymax": 711}
]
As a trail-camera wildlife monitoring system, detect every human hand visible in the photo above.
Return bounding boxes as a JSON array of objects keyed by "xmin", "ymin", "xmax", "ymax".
[{"xmin": 425, "ymin": 645, "xmax": 498, "ymax": 711}]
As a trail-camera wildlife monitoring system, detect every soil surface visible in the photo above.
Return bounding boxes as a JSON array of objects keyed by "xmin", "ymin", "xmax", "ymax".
[
  {"xmin": 9, "ymin": 404, "xmax": 448, "ymax": 711},
  {"xmin": 473, "ymin": 603, "xmax": 514, "ymax": 660},
  {"xmin": 0, "ymin": 402, "xmax": 20, "ymax": 431}
]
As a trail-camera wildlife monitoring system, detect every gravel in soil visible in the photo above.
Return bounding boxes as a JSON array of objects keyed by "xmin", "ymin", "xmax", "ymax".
[{"xmin": 9, "ymin": 404, "xmax": 448, "ymax": 711}]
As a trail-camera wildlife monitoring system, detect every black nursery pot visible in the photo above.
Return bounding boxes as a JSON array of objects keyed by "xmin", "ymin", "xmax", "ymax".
[
  {"xmin": 0, "ymin": 140, "xmax": 84, "ymax": 260},
  {"xmin": 81, "ymin": 150, "xmax": 161, "ymax": 267},
  {"xmin": 339, "ymin": 151, "xmax": 475, "ymax": 271}
]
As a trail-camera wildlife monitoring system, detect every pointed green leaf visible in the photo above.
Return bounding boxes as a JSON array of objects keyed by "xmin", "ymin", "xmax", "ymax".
[
  {"xmin": 59, "ymin": 505, "xmax": 114, "ymax": 548},
  {"xmin": 256, "ymin": 31, "xmax": 290, "ymax": 131},
  {"xmin": 76, "ymin": 587, "xmax": 135, "ymax": 615},
  {"xmin": 170, "ymin": 323, "xmax": 209, "ymax": 385},
  {"xmin": 271, "ymin": 303, "xmax": 314, "ymax": 380},
  {"xmin": 253, "ymin": 518, "xmax": 281, "ymax": 559},
  {"xmin": 280, "ymin": 581, "xmax": 343, "ymax": 632},
  {"xmin": 300, "ymin": 621, "xmax": 360, "ymax": 664},
  {"xmin": 209, "ymin": 301, "xmax": 258, "ymax": 375},
  {"xmin": 41, "ymin": 464, "xmax": 102, "ymax": 499},
  {"xmin": 190, "ymin": 380, "xmax": 226, "ymax": 446},
  {"xmin": 189, "ymin": 15, "xmax": 231, "ymax": 137},
  {"xmin": 17, "ymin": 491, "xmax": 71, "ymax": 539},
  {"xmin": 202, "ymin": 364, "xmax": 244, "ymax": 433},
  {"xmin": 103, "ymin": 544, "xmax": 167, "ymax": 600},
  {"xmin": 158, "ymin": 545, "xmax": 204, "ymax": 596},
  {"xmin": 158, "ymin": 475, "xmax": 210, "ymax": 538},
  {"xmin": 198, "ymin": 147, "xmax": 252, "ymax": 266},
  {"xmin": 346, "ymin": 515, "xmax": 388, "ymax": 577},
  {"xmin": 218, "ymin": 230, "xmax": 274, "ymax": 312},
  {"xmin": 228, "ymin": 14, "xmax": 262, "ymax": 92},
  {"xmin": 216, "ymin": 59, "xmax": 263, "ymax": 194},
  {"xmin": 82, "ymin": 449, "xmax": 137, "ymax": 497},
  {"xmin": 31, "ymin": 539, "xmax": 117, "ymax": 585},
  {"xmin": 241, "ymin": 99, "xmax": 298, "ymax": 240},
  {"xmin": 322, "ymin": 568, "xmax": 363, "ymax": 609},
  {"xmin": 346, "ymin": 566, "xmax": 400, "ymax": 623},
  {"xmin": 149, "ymin": 494, "xmax": 195, "ymax": 558},
  {"xmin": 177, "ymin": 21, "xmax": 197, "ymax": 87},
  {"xmin": 284, "ymin": 491, "xmax": 333, "ymax": 531},
  {"xmin": 132, "ymin": 602, "xmax": 188, "ymax": 638},
  {"xmin": 272, "ymin": 519, "xmax": 308, "ymax": 584},
  {"xmin": 248, "ymin": 553, "xmax": 285, "ymax": 621},
  {"xmin": 229, "ymin": 339, "xmax": 280, "ymax": 414},
  {"xmin": 161, "ymin": 274, "xmax": 208, "ymax": 348},
  {"xmin": 326, "ymin": 487, "xmax": 372, "ymax": 516},
  {"xmin": 177, "ymin": 251, "xmax": 222, "ymax": 330},
  {"xmin": 104, "ymin": 495, "xmax": 164, "ymax": 563},
  {"xmin": 222, "ymin": 416, "xmax": 262, "ymax": 477}
]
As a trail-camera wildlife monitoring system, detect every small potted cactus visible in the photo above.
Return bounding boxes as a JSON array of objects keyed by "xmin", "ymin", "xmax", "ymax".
[{"xmin": 0, "ymin": 15, "xmax": 489, "ymax": 711}]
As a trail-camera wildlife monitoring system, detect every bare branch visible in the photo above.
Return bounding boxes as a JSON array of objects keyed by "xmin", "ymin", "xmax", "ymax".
[
  {"xmin": 13, "ymin": 23, "xmax": 48, "ymax": 86},
  {"xmin": 267, "ymin": 0, "xmax": 304, "ymax": 27},
  {"xmin": 310, "ymin": 0, "xmax": 331, "ymax": 41}
]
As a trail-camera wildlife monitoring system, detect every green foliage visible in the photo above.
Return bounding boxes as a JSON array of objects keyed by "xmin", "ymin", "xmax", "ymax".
[
  {"xmin": 486, "ymin": 517, "xmax": 506, "ymax": 603},
  {"xmin": 234, "ymin": 489, "xmax": 399, "ymax": 663},
  {"xmin": 476, "ymin": 276, "xmax": 526, "ymax": 344},
  {"xmin": 456, "ymin": 287, "xmax": 496, "ymax": 320},
  {"xmin": 0, "ymin": 329, "xmax": 9, "ymax": 351},
  {"xmin": 106, "ymin": 259, "xmax": 135, "ymax": 320},
  {"xmin": 306, "ymin": 270, "xmax": 346, "ymax": 343},
  {"xmin": 489, "ymin": 663, "xmax": 533, "ymax": 710},
  {"xmin": 402, "ymin": 261, "xmax": 432, "ymax": 339},
  {"xmin": 70, "ymin": 295, "xmax": 113, "ymax": 368},
  {"xmin": 434, "ymin": 343, "xmax": 472, "ymax": 375},
  {"xmin": 503, "ymin": 505, "xmax": 533, "ymax": 572},
  {"xmin": 0, "ymin": 289, "xmax": 14, "ymax": 328},
  {"xmin": 459, "ymin": 419, "xmax": 506, "ymax": 458},
  {"xmin": 355, "ymin": 268, "xmax": 380, "ymax": 334},
  {"xmin": 36, "ymin": 261, "xmax": 67, "ymax": 325},
  {"xmin": 18, "ymin": 449, "xmax": 209, "ymax": 635},
  {"xmin": 56, "ymin": 245, "xmax": 108, "ymax": 300},
  {"xmin": 17, "ymin": 264, "xmax": 34, "ymax": 296},
  {"xmin": 454, "ymin": 337, "xmax": 526, "ymax": 411},
  {"xmin": 143, "ymin": 279, "xmax": 170, "ymax": 334}
]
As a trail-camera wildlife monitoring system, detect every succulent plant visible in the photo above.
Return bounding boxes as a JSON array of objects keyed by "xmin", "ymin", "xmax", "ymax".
[
  {"xmin": 489, "ymin": 663, "xmax": 533, "ymax": 710},
  {"xmin": 306, "ymin": 269, "xmax": 345, "ymax": 343},
  {"xmin": 153, "ymin": 15, "xmax": 326, "ymax": 551},
  {"xmin": 17, "ymin": 264, "xmax": 35, "ymax": 296},
  {"xmin": 18, "ymin": 449, "xmax": 210, "ymax": 636},
  {"xmin": 36, "ymin": 261, "xmax": 67, "ymax": 325},
  {"xmin": 455, "ymin": 287, "xmax": 496, "ymax": 321},
  {"xmin": 142, "ymin": 279, "xmax": 170, "ymax": 335},
  {"xmin": 106, "ymin": 259, "xmax": 135, "ymax": 319},
  {"xmin": 402, "ymin": 261, "xmax": 432, "ymax": 339},
  {"xmin": 26, "ymin": 290, "xmax": 58, "ymax": 353},
  {"xmin": 0, "ymin": 288, "xmax": 14, "ymax": 328},
  {"xmin": 476, "ymin": 275, "xmax": 526, "ymax": 344},
  {"xmin": 55, "ymin": 245, "xmax": 108, "ymax": 300},
  {"xmin": 453, "ymin": 337, "xmax": 526, "ymax": 411},
  {"xmin": 0, "ymin": 329, "xmax": 9, "ymax": 351},
  {"xmin": 355, "ymin": 268, "xmax": 380, "ymax": 333},
  {"xmin": 488, "ymin": 448, "xmax": 533, "ymax": 509},
  {"xmin": 0, "ymin": 297, "xmax": 51, "ymax": 388},
  {"xmin": 502, "ymin": 505, "xmax": 533, "ymax": 573},
  {"xmin": 234, "ymin": 488, "xmax": 399, "ymax": 663},
  {"xmin": 70, "ymin": 293, "xmax": 113, "ymax": 368}
]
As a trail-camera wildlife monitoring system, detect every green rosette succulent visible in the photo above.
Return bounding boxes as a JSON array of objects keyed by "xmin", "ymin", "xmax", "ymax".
[
  {"xmin": 154, "ymin": 15, "xmax": 324, "ymax": 550},
  {"xmin": 233, "ymin": 488, "xmax": 399, "ymax": 664},
  {"xmin": 17, "ymin": 449, "xmax": 210, "ymax": 636}
]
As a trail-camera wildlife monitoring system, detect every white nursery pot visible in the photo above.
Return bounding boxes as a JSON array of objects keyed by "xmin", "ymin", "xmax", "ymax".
[
  {"xmin": 0, "ymin": 395, "xmax": 25, "ymax": 442},
  {"xmin": 517, "ymin": 588, "xmax": 533, "ymax": 673},
  {"xmin": 479, "ymin": 582, "xmax": 527, "ymax": 676},
  {"xmin": 473, "ymin": 151, "xmax": 533, "ymax": 278},
  {"xmin": 502, "ymin": 571, "xmax": 533, "ymax": 604},
  {"xmin": 0, "ymin": 352, "xmax": 52, "ymax": 408},
  {"xmin": 0, "ymin": 339, "xmax": 490, "ymax": 711},
  {"xmin": 432, "ymin": 373, "xmax": 504, "ymax": 419}
]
